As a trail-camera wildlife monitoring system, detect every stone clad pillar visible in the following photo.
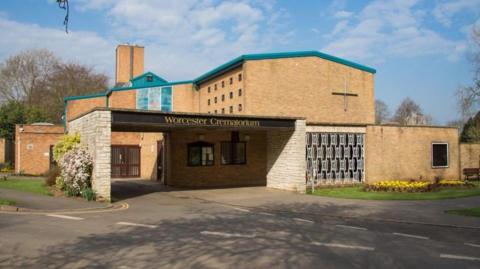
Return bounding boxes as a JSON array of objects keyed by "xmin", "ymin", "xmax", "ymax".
[
  {"xmin": 266, "ymin": 119, "xmax": 306, "ymax": 192},
  {"xmin": 68, "ymin": 110, "xmax": 112, "ymax": 201}
]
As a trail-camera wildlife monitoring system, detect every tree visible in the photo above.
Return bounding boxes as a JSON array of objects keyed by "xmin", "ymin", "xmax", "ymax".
[
  {"xmin": 0, "ymin": 101, "xmax": 48, "ymax": 140},
  {"xmin": 0, "ymin": 49, "xmax": 108, "ymax": 123},
  {"xmin": 375, "ymin": 99, "xmax": 390, "ymax": 124},
  {"xmin": 461, "ymin": 112, "xmax": 480, "ymax": 142},
  {"xmin": 393, "ymin": 97, "xmax": 432, "ymax": 125},
  {"xmin": 456, "ymin": 25, "xmax": 480, "ymax": 122},
  {"xmin": 35, "ymin": 63, "xmax": 108, "ymax": 121},
  {"xmin": 0, "ymin": 49, "xmax": 59, "ymax": 104}
]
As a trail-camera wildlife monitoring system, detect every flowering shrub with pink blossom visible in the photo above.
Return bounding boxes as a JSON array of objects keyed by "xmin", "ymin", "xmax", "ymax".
[{"xmin": 58, "ymin": 147, "xmax": 93, "ymax": 196}]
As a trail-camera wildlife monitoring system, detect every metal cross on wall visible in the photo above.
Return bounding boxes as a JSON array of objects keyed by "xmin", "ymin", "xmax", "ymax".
[{"xmin": 332, "ymin": 75, "xmax": 358, "ymax": 111}]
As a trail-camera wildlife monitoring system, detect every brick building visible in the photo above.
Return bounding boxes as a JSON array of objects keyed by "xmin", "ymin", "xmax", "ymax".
[{"xmin": 17, "ymin": 44, "xmax": 472, "ymax": 201}]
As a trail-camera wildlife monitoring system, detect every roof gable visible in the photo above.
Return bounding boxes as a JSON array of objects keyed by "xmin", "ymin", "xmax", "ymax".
[{"xmin": 130, "ymin": 71, "xmax": 169, "ymax": 88}]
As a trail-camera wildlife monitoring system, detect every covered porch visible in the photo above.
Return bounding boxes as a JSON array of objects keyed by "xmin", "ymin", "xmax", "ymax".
[{"xmin": 67, "ymin": 108, "xmax": 306, "ymax": 201}]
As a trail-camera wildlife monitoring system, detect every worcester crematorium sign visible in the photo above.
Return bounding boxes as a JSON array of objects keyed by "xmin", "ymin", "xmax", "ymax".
[{"xmin": 111, "ymin": 109, "xmax": 297, "ymax": 131}]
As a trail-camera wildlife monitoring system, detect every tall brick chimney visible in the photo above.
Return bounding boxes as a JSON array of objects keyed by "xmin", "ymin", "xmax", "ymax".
[{"xmin": 115, "ymin": 44, "xmax": 144, "ymax": 86}]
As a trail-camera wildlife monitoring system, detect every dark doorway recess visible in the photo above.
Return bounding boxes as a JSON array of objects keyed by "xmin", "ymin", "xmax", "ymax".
[{"xmin": 111, "ymin": 145, "xmax": 141, "ymax": 178}]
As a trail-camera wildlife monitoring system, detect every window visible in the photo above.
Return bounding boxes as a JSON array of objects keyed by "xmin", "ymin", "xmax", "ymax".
[
  {"xmin": 207, "ymin": 99, "xmax": 211, "ymax": 106},
  {"xmin": 230, "ymin": 92, "xmax": 233, "ymax": 99},
  {"xmin": 221, "ymin": 94, "xmax": 225, "ymax": 101},
  {"xmin": 214, "ymin": 110, "xmax": 217, "ymax": 114},
  {"xmin": 229, "ymin": 106, "xmax": 233, "ymax": 113},
  {"xmin": 432, "ymin": 143, "xmax": 448, "ymax": 168},
  {"xmin": 188, "ymin": 141, "xmax": 214, "ymax": 166},
  {"xmin": 221, "ymin": 142, "xmax": 246, "ymax": 165},
  {"xmin": 229, "ymin": 77, "xmax": 233, "ymax": 84},
  {"xmin": 214, "ymin": 97, "xmax": 217, "ymax": 103},
  {"xmin": 146, "ymin": 75, "xmax": 154, "ymax": 82},
  {"xmin": 214, "ymin": 84, "xmax": 217, "ymax": 90},
  {"xmin": 238, "ymin": 104, "xmax": 243, "ymax": 112},
  {"xmin": 238, "ymin": 88, "xmax": 242, "ymax": 96},
  {"xmin": 208, "ymin": 86, "xmax": 211, "ymax": 93},
  {"xmin": 221, "ymin": 81, "xmax": 225, "ymax": 88},
  {"xmin": 221, "ymin": 108, "xmax": 225, "ymax": 114},
  {"xmin": 238, "ymin": 73, "xmax": 242, "ymax": 81}
]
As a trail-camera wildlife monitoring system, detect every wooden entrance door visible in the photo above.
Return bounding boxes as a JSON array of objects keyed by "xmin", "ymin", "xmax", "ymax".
[{"xmin": 111, "ymin": 145, "xmax": 141, "ymax": 178}]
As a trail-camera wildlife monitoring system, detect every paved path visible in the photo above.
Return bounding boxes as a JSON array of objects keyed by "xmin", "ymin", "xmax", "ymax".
[
  {"xmin": 1, "ymin": 183, "xmax": 480, "ymax": 268},
  {"xmin": 169, "ymin": 187, "xmax": 480, "ymax": 228}
]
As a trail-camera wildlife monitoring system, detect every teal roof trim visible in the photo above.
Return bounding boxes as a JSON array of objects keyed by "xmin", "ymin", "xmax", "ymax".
[
  {"xmin": 64, "ymin": 92, "xmax": 106, "ymax": 102},
  {"xmin": 106, "ymin": 80, "xmax": 193, "ymax": 95},
  {"xmin": 193, "ymin": 50, "xmax": 376, "ymax": 85}
]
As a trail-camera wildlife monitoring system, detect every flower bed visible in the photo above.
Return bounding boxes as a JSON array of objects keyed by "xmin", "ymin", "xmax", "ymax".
[
  {"xmin": 364, "ymin": 180, "xmax": 433, "ymax": 192},
  {"xmin": 364, "ymin": 179, "xmax": 474, "ymax": 193},
  {"xmin": 438, "ymin": 180, "xmax": 474, "ymax": 187}
]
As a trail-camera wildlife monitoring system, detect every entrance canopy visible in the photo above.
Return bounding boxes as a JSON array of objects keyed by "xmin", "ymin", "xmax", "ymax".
[
  {"xmin": 109, "ymin": 108, "xmax": 299, "ymax": 132},
  {"xmin": 67, "ymin": 108, "xmax": 306, "ymax": 201}
]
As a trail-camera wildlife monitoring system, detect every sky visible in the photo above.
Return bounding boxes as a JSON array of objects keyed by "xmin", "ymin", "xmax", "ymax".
[{"xmin": 0, "ymin": 0, "xmax": 479, "ymax": 124}]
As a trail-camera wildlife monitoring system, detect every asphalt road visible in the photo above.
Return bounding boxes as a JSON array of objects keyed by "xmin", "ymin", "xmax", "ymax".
[{"xmin": 1, "ymin": 185, "xmax": 480, "ymax": 269}]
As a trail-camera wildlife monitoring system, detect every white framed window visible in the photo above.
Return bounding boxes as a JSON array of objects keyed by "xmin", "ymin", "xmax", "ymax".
[{"xmin": 432, "ymin": 142, "xmax": 448, "ymax": 168}]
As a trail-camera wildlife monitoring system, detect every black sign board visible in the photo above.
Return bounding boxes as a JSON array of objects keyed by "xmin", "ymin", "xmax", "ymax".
[{"xmin": 111, "ymin": 110, "xmax": 296, "ymax": 131}]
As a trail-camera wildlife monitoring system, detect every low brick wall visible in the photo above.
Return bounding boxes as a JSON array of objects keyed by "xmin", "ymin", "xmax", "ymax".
[
  {"xmin": 365, "ymin": 125, "xmax": 460, "ymax": 183},
  {"xmin": 460, "ymin": 143, "xmax": 480, "ymax": 179}
]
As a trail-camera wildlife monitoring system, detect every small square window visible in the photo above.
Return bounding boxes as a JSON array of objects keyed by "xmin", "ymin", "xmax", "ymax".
[
  {"xmin": 230, "ymin": 92, "xmax": 233, "ymax": 99},
  {"xmin": 238, "ymin": 104, "xmax": 243, "ymax": 112},
  {"xmin": 229, "ymin": 77, "xmax": 233, "ymax": 85},
  {"xmin": 146, "ymin": 75, "xmax": 154, "ymax": 82},
  {"xmin": 432, "ymin": 143, "xmax": 448, "ymax": 168},
  {"xmin": 221, "ymin": 94, "xmax": 225, "ymax": 101},
  {"xmin": 214, "ymin": 97, "xmax": 217, "ymax": 103},
  {"xmin": 238, "ymin": 73, "xmax": 242, "ymax": 81},
  {"xmin": 221, "ymin": 108, "xmax": 225, "ymax": 114},
  {"xmin": 208, "ymin": 86, "xmax": 211, "ymax": 93},
  {"xmin": 207, "ymin": 99, "xmax": 211, "ymax": 106},
  {"xmin": 188, "ymin": 141, "xmax": 214, "ymax": 166},
  {"xmin": 229, "ymin": 106, "xmax": 233, "ymax": 113},
  {"xmin": 221, "ymin": 81, "xmax": 225, "ymax": 88},
  {"xmin": 214, "ymin": 84, "xmax": 217, "ymax": 90},
  {"xmin": 238, "ymin": 89, "xmax": 242, "ymax": 96}
]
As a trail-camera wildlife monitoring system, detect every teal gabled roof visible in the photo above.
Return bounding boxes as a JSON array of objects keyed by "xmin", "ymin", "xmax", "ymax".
[
  {"xmin": 193, "ymin": 50, "xmax": 376, "ymax": 85},
  {"xmin": 130, "ymin": 71, "xmax": 168, "ymax": 88}
]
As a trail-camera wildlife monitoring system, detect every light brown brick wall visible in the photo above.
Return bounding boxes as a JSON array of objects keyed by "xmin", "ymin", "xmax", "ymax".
[
  {"xmin": 365, "ymin": 125, "xmax": 460, "ymax": 182},
  {"xmin": 172, "ymin": 83, "xmax": 198, "ymax": 113},
  {"xmin": 460, "ymin": 143, "xmax": 480, "ymax": 179},
  {"xmin": 66, "ymin": 97, "xmax": 106, "ymax": 123},
  {"xmin": 111, "ymin": 132, "xmax": 163, "ymax": 179},
  {"xmin": 168, "ymin": 130, "xmax": 266, "ymax": 187},
  {"xmin": 109, "ymin": 90, "xmax": 136, "ymax": 109},
  {"xmin": 243, "ymin": 57, "xmax": 375, "ymax": 124},
  {"xmin": 197, "ymin": 67, "xmax": 245, "ymax": 115},
  {"xmin": 15, "ymin": 124, "xmax": 64, "ymax": 175},
  {"xmin": 116, "ymin": 45, "xmax": 144, "ymax": 85}
]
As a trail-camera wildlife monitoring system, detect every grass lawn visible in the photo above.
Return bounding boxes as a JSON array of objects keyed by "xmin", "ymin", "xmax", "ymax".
[
  {"xmin": 0, "ymin": 177, "xmax": 51, "ymax": 196},
  {"xmin": 0, "ymin": 198, "xmax": 15, "ymax": 205},
  {"xmin": 446, "ymin": 207, "xmax": 480, "ymax": 217},
  {"xmin": 308, "ymin": 182, "xmax": 480, "ymax": 200}
]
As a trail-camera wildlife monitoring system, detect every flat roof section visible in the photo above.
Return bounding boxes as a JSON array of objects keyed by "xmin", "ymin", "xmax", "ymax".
[{"xmin": 70, "ymin": 108, "xmax": 302, "ymax": 132}]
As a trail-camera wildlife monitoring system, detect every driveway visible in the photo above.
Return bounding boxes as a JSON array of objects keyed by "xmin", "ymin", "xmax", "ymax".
[
  {"xmin": 167, "ymin": 186, "xmax": 480, "ymax": 228},
  {"xmin": 1, "ymin": 183, "xmax": 480, "ymax": 268}
]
